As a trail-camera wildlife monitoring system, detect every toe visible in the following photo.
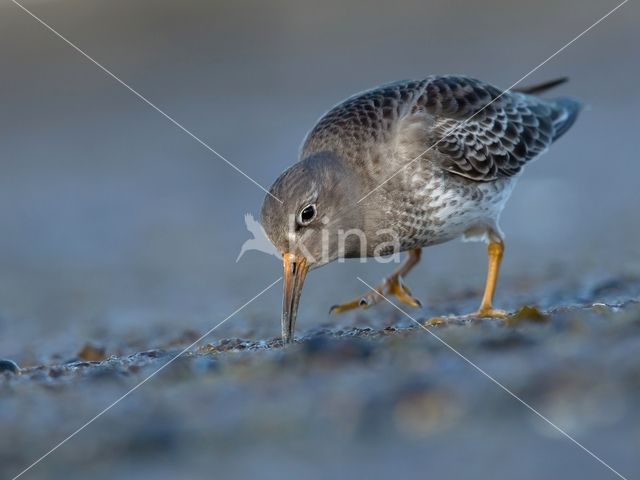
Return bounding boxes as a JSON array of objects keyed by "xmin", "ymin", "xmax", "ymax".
[
  {"xmin": 329, "ymin": 299, "xmax": 364, "ymax": 314},
  {"xmin": 330, "ymin": 291, "xmax": 382, "ymax": 314},
  {"xmin": 474, "ymin": 308, "xmax": 509, "ymax": 318},
  {"xmin": 388, "ymin": 277, "xmax": 423, "ymax": 309},
  {"xmin": 425, "ymin": 316, "xmax": 447, "ymax": 326}
]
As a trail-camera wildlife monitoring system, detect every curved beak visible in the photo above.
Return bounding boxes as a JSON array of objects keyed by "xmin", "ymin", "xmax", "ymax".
[{"xmin": 282, "ymin": 253, "xmax": 309, "ymax": 344}]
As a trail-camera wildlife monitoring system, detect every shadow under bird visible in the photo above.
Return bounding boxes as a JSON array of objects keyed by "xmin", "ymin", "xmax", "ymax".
[{"xmin": 261, "ymin": 75, "xmax": 581, "ymax": 343}]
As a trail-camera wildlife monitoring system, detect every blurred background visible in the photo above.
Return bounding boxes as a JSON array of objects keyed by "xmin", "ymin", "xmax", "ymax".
[{"xmin": 1, "ymin": 0, "xmax": 639, "ymax": 478}]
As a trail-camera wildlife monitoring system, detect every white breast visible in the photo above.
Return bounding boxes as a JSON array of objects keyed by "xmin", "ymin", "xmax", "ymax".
[{"xmin": 408, "ymin": 172, "xmax": 518, "ymax": 246}]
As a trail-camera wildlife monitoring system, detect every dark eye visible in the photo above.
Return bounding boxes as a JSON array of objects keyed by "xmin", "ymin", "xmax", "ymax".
[{"xmin": 297, "ymin": 204, "xmax": 316, "ymax": 225}]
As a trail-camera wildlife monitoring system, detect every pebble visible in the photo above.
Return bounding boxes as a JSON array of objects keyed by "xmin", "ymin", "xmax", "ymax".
[
  {"xmin": 0, "ymin": 358, "xmax": 20, "ymax": 374},
  {"xmin": 78, "ymin": 343, "xmax": 107, "ymax": 362},
  {"xmin": 506, "ymin": 305, "xmax": 549, "ymax": 326}
]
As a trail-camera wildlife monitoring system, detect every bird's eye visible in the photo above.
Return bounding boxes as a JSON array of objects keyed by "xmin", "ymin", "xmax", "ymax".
[{"xmin": 297, "ymin": 204, "xmax": 317, "ymax": 226}]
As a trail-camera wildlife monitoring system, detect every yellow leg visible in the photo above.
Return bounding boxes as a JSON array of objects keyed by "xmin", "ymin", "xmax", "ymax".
[
  {"xmin": 330, "ymin": 249, "xmax": 423, "ymax": 313},
  {"xmin": 474, "ymin": 240, "xmax": 508, "ymax": 318}
]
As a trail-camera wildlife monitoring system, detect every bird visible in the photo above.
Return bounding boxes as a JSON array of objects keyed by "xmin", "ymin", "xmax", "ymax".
[{"xmin": 260, "ymin": 75, "xmax": 581, "ymax": 343}]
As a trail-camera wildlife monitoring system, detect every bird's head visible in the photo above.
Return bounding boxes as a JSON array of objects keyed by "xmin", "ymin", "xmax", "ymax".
[{"xmin": 261, "ymin": 152, "xmax": 369, "ymax": 343}]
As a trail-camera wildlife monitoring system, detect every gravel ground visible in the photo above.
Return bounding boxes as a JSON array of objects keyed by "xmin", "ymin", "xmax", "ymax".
[{"xmin": 2, "ymin": 274, "xmax": 639, "ymax": 480}]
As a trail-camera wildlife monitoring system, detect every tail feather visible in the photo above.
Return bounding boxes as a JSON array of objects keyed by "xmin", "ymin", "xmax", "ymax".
[
  {"xmin": 551, "ymin": 97, "xmax": 582, "ymax": 141},
  {"xmin": 515, "ymin": 77, "xmax": 568, "ymax": 95},
  {"xmin": 514, "ymin": 77, "xmax": 581, "ymax": 141}
]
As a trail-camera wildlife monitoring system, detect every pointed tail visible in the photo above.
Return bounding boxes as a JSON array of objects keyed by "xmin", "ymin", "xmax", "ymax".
[{"xmin": 551, "ymin": 97, "xmax": 582, "ymax": 141}]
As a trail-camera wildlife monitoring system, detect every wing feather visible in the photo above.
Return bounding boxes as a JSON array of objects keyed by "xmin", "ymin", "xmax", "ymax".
[{"xmin": 301, "ymin": 75, "xmax": 581, "ymax": 182}]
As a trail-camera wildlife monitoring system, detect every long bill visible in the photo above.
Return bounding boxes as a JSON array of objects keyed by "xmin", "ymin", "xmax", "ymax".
[{"xmin": 282, "ymin": 253, "xmax": 309, "ymax": 344}]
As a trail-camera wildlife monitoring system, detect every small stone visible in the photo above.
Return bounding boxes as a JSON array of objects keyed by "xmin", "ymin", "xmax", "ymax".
[
  {"xmin": 138, "ymin": 349, "xmax": 162, "ymax": 358},
  {"xmin": 48, "ymin": 367, "xmax": 64, "ymax": 378},
  {"xmin": 0, "ymin": 358, "xmax": 20, "ymax": 374},
  {"xmin": 506, "ymin": 305, "xmax": 549, "ymax": 326},
  {"xmin": 591, "ymin": 303, "xmax": 611, "ymax": 314},
  {"xmin": 78, "ymin": 343, "xmax": 107, "ymax": 362}
]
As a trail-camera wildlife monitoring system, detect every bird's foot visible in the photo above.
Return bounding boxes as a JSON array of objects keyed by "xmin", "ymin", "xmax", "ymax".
[
  {"xmin": 424, "ymin": 316, "xmax": 448, "ymax": 327},
  {"xmin": 330, "ymin": 275, "xmax": 422, "ymax": 314},
  {"xmin": 472, "ymin": 307, "xmax": 509, "ymax": 318}
]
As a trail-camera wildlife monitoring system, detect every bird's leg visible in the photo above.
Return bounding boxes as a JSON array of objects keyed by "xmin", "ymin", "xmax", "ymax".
[
  {"xmin": 330, "ymin": 249, "xmax": 422, "ymax": 314},
  {"xmin": 473, "ymin": 239, "xmax": 508, "ymax": 318}
]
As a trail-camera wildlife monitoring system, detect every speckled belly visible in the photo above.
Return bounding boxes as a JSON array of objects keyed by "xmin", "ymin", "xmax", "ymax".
[{"xmin": 394, "ymin": 172, "xmax": 517, "ymax": 249}]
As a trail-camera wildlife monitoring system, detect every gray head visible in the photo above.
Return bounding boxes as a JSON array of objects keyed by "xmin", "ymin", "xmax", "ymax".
[{"xmin": 261, "ymin": 152, "xmax": 369, "ymax": 343}]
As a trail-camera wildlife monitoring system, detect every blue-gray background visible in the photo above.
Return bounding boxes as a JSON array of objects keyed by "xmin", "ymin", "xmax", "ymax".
[{"xmin": 1, "ymin": 0, "xmax": 637, "ymax": 357}]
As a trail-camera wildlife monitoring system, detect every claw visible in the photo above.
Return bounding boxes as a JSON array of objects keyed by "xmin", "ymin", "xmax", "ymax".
[{"xmin": 330, "ymin": 297, "xmax": 369, "ymax": 314}]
